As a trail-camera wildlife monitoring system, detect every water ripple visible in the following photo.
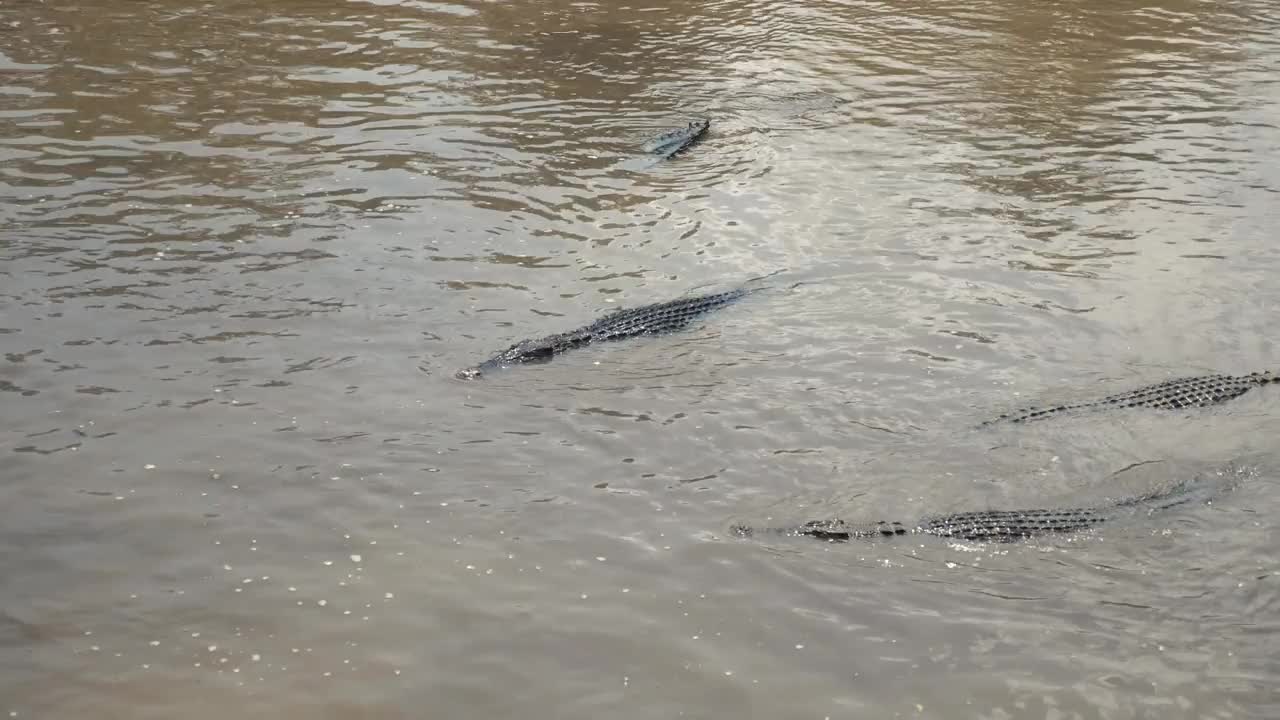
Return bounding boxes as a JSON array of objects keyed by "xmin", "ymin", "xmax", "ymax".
[{"xmin": 3, "ymin": 0, "xmax": 1280, "ymax": 716}]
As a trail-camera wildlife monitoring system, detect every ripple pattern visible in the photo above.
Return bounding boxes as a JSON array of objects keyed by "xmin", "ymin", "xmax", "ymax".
[{"xmin": 2, "ymin": 0, "xmax": 1280, "ymax": 717}]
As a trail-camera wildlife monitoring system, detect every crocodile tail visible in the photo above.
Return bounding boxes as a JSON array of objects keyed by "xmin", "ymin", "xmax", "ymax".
[
  {"xmin": 981, "ymin": 402, "xmax": 1077, "ymax": 426},
  {"xmin": 1249, "ymin": 370, "xmax": 1279, "ymax": 385}
]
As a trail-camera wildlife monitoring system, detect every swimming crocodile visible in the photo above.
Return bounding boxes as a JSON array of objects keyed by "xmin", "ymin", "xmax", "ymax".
[
  {"xmin": 732, "ymin": 472, "xmax": 1224, "ymax": 544},
  {"xmin": 644, "ymin": 119, "xmax": 710, "ymax": 159},
  {"xmin": 984, "ymin": 372, "xmax": 1278, "ymax": 425},
  {"xmin": 456, "ymin": 283, "xmax": 759, "ymax": 380}
]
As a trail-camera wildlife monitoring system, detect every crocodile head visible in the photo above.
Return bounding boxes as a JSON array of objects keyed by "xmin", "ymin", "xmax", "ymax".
[
  {"xmin": 796, "ymin": 519, "xmax": 909, "ymax": 541},
  {"xmin": 455, "ymin": 339, "xmax": 558, "ymax": 380},
  {"xmin": 797, "ymin": 519, "xmax": 853, "ymax": 541},
  {"xmin": 455, "ymin": 365, "xmax": 486, "ymax": 380}
]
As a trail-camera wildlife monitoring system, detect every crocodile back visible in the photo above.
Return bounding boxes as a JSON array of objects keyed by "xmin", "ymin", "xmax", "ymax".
[
  {"xmin": 1088, "ymin": 374, "xmax": 1259, "ymax": 411},
  {"xmin": 585, "ymin": 288, "xmax": 750, "ymax": 342},
  {"xmin": 734, "ymin": 466, "xmax": 1233, "ymax": 544},
  {"xmin": 918, "ymin": 507, "xmax": 1111, "ymax": 542},
  {"xmin": 990, "ymin": 372, "xmax": 1273, "ymax": 424},
  {"xmin": 643, "ymin": 119, "xmax": 711, "ymax": 159}
]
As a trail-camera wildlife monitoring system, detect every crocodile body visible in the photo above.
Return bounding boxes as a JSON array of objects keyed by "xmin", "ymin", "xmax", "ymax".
[
  {"xmin": 985, "ymin": 372, "xmax": 1278, "ymax": 425},
  {"xmin": 732, "ymin": 476, "xmax": 1220, "ymax": 544},
  {"xmin": 456, "ymin": 286, "xmax": 753, "ymax": 379},
  {"xmin": 644, "ymin": 119, "xmax": 710, "ymax": 159}
]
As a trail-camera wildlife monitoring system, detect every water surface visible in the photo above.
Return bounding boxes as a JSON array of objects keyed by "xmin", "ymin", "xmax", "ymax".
[{"xmin": 2, "ymin": 0, "xmax": 1279, "ymax": 717}]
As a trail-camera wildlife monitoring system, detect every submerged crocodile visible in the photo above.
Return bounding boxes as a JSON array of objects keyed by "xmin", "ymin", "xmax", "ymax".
[
  {"xmin": 456, "ymin": 283, "xmax": 762, "ymax": 380},
  {"xmin": 644, "ymin": 119, "xmax": 710, "ymax": 159},
  {"xmin": 732, "ymin": 473, "xmax": 1224, "ymax": 544},
  {"xmin": 984, "ymin": 372, "xmax": 1278, "ymax": 425}
]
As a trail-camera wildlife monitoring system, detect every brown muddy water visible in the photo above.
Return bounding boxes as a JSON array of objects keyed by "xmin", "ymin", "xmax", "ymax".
[{"xmin": 2, "ymin": 0, "xmax": 1279, "ymax": 718}]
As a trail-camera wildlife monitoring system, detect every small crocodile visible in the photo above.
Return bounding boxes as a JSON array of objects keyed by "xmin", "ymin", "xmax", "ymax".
[
  {"xmin": 456, "ymin": 283, "xmax": 759, "ymax": 380},
  {"xmin": 984, "ymin": 372, "xmax": 1278, "ymax": 425},
  {"xmin": 644, "ymin": 119, "xmax": 710, "ymax": 159},
  {"xmin": 732, "ymin": 473, "xmax": 1224, "ymax": 544}
]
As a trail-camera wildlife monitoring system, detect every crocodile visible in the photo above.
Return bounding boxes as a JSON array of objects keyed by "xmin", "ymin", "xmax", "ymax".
[
  {"xmin": 984, "ymin": 372, "xmax": 1278, "ymax": 425},
  {"xmin": 456, "ymin": 284, "xmax": 758, "ymax": 380},
  {"xmin": 732, "ymin": 472, "xmax": 1225, "ymax": 544},
  {"xmin": 644, "ymin": 119, "xmax": 710, "ymax": 159}
]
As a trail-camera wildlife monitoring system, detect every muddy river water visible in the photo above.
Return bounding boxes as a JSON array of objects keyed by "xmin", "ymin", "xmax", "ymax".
[{"xmin": 2, "ymin": 0, "xmax": 1279, "ymax": 717}]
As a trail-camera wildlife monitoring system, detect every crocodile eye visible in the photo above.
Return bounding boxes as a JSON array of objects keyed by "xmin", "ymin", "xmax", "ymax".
[{"xmin": 526, "ymin": 345, "xmax": 554, "ymax": 360}]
